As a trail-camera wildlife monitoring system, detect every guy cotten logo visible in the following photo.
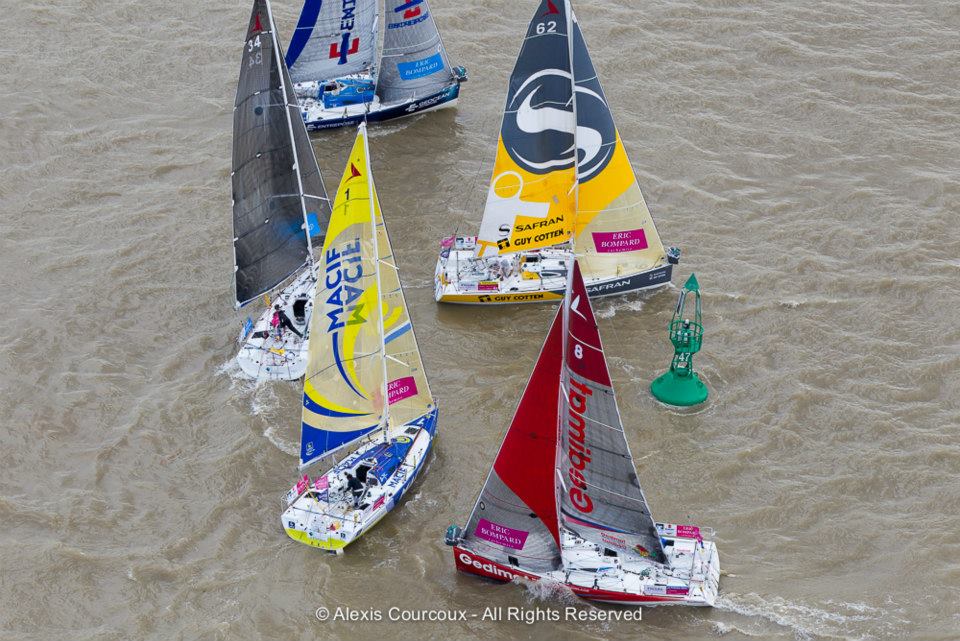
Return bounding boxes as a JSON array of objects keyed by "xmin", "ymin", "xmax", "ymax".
[{"xmin": 502, "ymin": 64, "xmax": 615, "ymax": 179}]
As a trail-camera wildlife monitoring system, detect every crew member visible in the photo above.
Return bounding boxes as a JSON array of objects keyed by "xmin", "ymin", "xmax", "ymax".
[
  {"xmin": 345, "ymin": 472, "xmax": 364, "ymax": 507},
  {"xmin": 272, "ymin": 304, "xmax": 303, "ymax": 339}
]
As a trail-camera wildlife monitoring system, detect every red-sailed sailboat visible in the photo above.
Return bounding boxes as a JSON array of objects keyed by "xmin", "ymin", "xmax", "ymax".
[{"xmin": 445, "ymin": 260, "xmax": 720, "ymax": 606}]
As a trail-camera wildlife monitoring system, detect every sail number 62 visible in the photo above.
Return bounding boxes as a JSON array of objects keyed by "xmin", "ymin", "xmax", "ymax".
[{"xmin": 536, "ymin": 21, "xmax": 557, "ymax": 35}]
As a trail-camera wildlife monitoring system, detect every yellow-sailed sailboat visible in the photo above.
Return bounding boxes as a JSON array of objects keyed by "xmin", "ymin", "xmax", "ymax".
[
  {"xmin": 433, "ymin": 0, "xmax": 680, "ymax": 305},
  {"xmin": 281, "ymin": 123, "xmax": 437, "ymax": 553}
]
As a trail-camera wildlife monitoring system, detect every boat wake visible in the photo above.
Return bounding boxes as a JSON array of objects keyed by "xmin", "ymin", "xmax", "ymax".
[
  {"xmin": 594, "ymin": 296, "xmax": 645, "ymax": 319},
  {"xmin": 716, "ymin": 592, "xmax": 901, "ymax": 640}
]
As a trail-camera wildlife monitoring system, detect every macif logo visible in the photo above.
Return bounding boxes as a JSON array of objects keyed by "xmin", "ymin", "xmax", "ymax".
[
  {"xmin": 329, "ymin": 0, "xmax": 360, "ymax": 64},
  {"xmin": 395, "ymin": 0, "xmax": 423, "ymax": 19}
]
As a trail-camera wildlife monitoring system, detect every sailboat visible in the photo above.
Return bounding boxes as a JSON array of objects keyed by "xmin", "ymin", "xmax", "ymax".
[
  {"xmin": 281, "ymin": 123, "xmax": 438, "ymax": 553},
  {"xmin": 445, "ymin": 260, "xmax": 720, "ymax": 605},
  {"xmin": 434, "ymin": 0, "xmax": 680, "ymax": 305},
  {"xmin": 285, "ymin": 0, "xmax": 467, "ymax": 130},
  {"xmin": 233, "ymin": 0, "xmax": 332, "ymax": 381}
]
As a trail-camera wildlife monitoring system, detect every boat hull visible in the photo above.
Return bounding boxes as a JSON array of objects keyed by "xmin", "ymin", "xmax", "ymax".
[
  {"xmin": 235, "ymin": 265, "xmax": 316, "ymax": 381},
  {"xmin": 452, "ymin": 536, "xmax": 719, "ymax": 607},
  {"xmin": 281, "ymin": 410, "xmax": 438, "ymax": 553},
  {"xmin": 303, "ymin": 83, "xmax": 462, "ymax": 131},
  {"xmin": 434, "ymin": 257, "xmax": 673, "ymax": 305}
]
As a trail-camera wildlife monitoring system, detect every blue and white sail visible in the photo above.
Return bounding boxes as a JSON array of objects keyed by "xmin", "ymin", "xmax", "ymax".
[
  {"xmin": 286, "ymin": 0, "xmax": 379, "ymax": 84},
  {"xmin": 377, "ymin": 0, "xmax": 458, "ymax": 103}
]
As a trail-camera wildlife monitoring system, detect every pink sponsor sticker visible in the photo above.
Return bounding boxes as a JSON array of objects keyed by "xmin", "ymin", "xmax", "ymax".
[
  {"xmin": 478, "ymin": 281, "xmax": 499, "ymax": 292},
  {"xmin": 474, "ymin": 518, "xmax": 529, "ymax": 550},
  {"xmin": 675, "ymin": 525, "xmax": 702, "ymax": 540},
  {"xmin": 295, "ymin": 474, "xmax": 309, "ymax": 495},
  {"xmin": 666, "ymin": 586, "xmax": 690, "ymax": 596},
  {"xmin": 592, "ymin": 228, "xmax": 648, "ymax": 253},
  {"xmin": 314, "ymin": 476, "xmax": 329, "ymax": 491},
  {"xmin": 388, "ymin": 376, "xmax": 418, "ymax": 405}
]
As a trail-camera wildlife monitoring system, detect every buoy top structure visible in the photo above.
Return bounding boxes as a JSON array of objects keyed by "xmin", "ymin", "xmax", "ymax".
[{"xmin": 651, "ymin": 274, "xmax": 709, "ymax": 406}]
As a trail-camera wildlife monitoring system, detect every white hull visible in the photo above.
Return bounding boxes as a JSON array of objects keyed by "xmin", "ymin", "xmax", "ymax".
[
  {"xmin": 455, "ymin": 526, "xmax": 720, "ymax": 607},
  {"xmin": 295, "ymin": 72, "xmax": 462, "ymax": 130},
  {"xmin": 282, "ymin": 416, "xmax": 436, "ymax": 553},
  {"xmin": 434, "ymin": 238, "xmax": 673, "ymax": 304},
  {"xmin": 235, "ymin": 265, "xmax": 316, "ymax": 382}
]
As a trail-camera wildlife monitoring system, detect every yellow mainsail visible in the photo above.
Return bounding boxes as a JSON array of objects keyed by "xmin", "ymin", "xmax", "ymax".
[
  {"xmin": 473, "ymin": 0, "xmax": 666, "ymax": 282},
  {"xmin": 300, "ymin": 127, "xmax": 385, "ymax": 467},
  {"xmin": 300, "ymin": 124, "xmax": 434, "ymax": 467}
]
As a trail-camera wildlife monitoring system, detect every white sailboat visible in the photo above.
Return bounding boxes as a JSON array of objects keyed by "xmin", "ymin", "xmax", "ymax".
[
  {"xmin": 446, "ymin": 260, "xmax": 720, "ymax": 605},
  {"xmin": 285, "ymin": 0, "xmax": 467, "ymax": 130},
  {"xmin": 434, "ymin": 0, "xmax": 680, "ymax": 305},
  {"xmin": 282, "ymin": 123, "xmax": 438, "ymax": 553},
  {"xmin": 232, "ymin": 0, "xmax": 332, "ymax": 381}
]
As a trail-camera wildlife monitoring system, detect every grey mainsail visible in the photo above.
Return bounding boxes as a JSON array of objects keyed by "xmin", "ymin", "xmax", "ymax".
[
  {"xmin": 556, "ymin": 261, "xmax": 667, "ymax": 564},
  {"xmin": 285, "ymin": 0, "xmax": 379, "ymax": 84},
  {"xmin": 232, "ymin": 0, "xmax": 331, "ymax": 307},
  {"xmin": 377, "ymin": 0, "xmax": 456, "ymax": 103}
]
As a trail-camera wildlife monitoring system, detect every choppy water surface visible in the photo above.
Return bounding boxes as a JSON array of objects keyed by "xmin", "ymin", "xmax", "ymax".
[{"xmin": 2, "ymin": 1, "xmax": 959, "ymax": 639}]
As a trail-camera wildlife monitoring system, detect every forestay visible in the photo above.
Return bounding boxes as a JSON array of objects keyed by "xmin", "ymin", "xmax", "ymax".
[
  {"xmin": 286, "ymin": 0, "xmax": 379, "ymax": 84},
  {"xmin": 377, "ymin": 0, "xmax": 455, "ymax": 104},
  {"xmin": 232, "ymin": 0, "xmax": 331, "ymax": 307},
  {"xmin": 460, "ymin": 311, "xmax": 564, "ymax": 573},
  {"xmin": 557, "ymin": 261, "xmax": 666, "ymax": 564},
  {"xmin": 300, "ymin": 128, "xmax": 384, "ymax": 468}
]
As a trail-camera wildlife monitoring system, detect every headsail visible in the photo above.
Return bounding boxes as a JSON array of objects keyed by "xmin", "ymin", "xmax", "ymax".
[
  {"xmin": 460, "ymin": 311, "xmax": 564, "ymax": 573},
  {"xmin": 286, "ymin": 0, "xmax": 379, "ymax": 84},
  {"xmin": 557, "ymin": 261, "xmax": 666, "ymax": 564},
  {"xmin": 474, "ymin": 0, "xmax": 576, "ymax": 258},
  {"xmin": 300, "ymin": 127, "xmax": 384, "ymax": 468},
  {"xmin": 377, "ymin": 0, "xmax": 456, "ymax": 104},
  {"xmin": 569, "ymin": 11, "xmax": 666, "ymax": 281},
  {"xmin": 232, "ymin": 0, "xmax": 331, "ymax": 307}
]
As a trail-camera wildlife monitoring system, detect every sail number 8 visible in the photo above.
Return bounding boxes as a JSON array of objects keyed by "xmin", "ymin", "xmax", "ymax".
[
  {"xmin": 574, "ymin": 344, "xmax": 583, "ymax": 359},
  {"xmin": 536, "ymin": 21, "xmax": 557, "ymax": 35}
]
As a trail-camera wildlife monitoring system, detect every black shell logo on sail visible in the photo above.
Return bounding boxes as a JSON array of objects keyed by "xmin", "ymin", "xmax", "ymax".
[
  {"xmin": 571, "ymin": 82, "xmax": 616, "ymax": 181},
  {"xmin": 502, "ymin": 70, "xmax": 616, "ymax": 181},
  {"xmin": 502, "ymin": 70, "xmax": 577, "ymax": 175}
]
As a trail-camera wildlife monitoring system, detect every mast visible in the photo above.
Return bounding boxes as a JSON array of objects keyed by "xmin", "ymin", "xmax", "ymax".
[
  {"xmin": 266, "ymin": 0, "xmax": 314, "ymax": 262},
  {"xmin": 565, "ymin": 1, "xmax": 580, "ymax": 256},
  {"xmin": 361, "ymin": 122, "xmax": 390, "ymax": 436}
]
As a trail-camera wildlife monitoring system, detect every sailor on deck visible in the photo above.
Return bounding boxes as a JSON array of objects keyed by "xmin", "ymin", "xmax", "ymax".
[
  {"xmin": 272, "ymin": 304, "xmax": 303, "ymax": 339},
  {"xmin": 345, "ymin": 472, "xmax": 364, "ymax": 507}
]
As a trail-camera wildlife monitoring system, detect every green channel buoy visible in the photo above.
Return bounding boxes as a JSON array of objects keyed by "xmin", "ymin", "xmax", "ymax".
[{"xmin": 651, "ymin": 273, "xmax": 709, "ymax": 406}]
